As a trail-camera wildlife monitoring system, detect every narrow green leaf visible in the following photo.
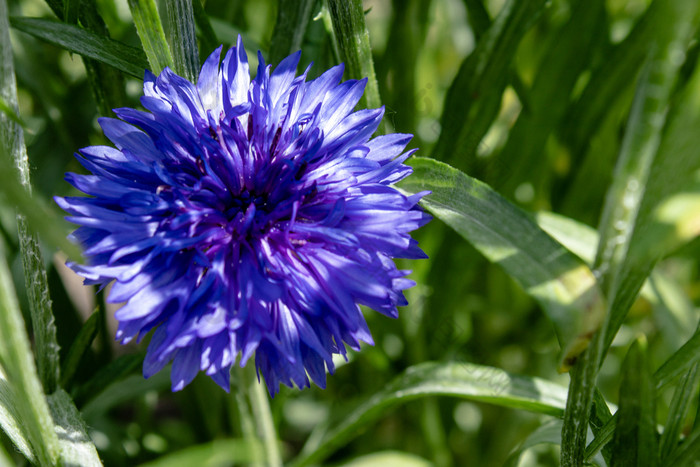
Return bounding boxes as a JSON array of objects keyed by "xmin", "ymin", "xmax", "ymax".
[
  {"xmin": 60, "ymin": 310, "xmax": 100, "ymax": 389},
  {"xmin": 2, "ymin": 5, "xmax": 60, "ymax": 393},
  {"xmin": 339, "ymin": 451, "xmax": 432, "ymax": 467},
  {"xmin": 291, "ymin": 361, "xmax": 568, "ymax": 467},
  {"xmin": 565, "ymin": 5, "xmax": 700, "ymax": 464},
  {"xmin": 0, "ymin": 95, "xmax": 26, "ymax": 128},
  {"xmin": 660, "ymin": 364, "xmax": 699, "ymax": 461},
  {"xmin": 0, "ymin": 440, "xmax": 12, "ymax": 466},
  {"xmin": 0, "ymin": 373, "xmax": 35, "ymax": 462},
  {"xmin": 165, "ymin": 0, "xmax": 200, "ymax": 83},
  {"xmin": 138, "ymin": 439, "xmax": 262, "ymax": 467},
  {"xmin": 610, "ymin": 338, "xmax": 658, "ymax": 466},
  {"xmin": 47, "ymin": 389, "xmax": 102, "ymax": 466},
  {"xmin": 463, "ymin": 0, "xmax": 491, "ymax": 40},
  {"xmin": 399, "ymin": 157, "xmax": 606, "ymax": 366},
  {"xmin": 127, "ymin": 0, "xmax": 174, "ymax": 75},
  {"xmin": 269, "ymin": 0, "xmax": 315, "ymax": 66},
  {"xmin": 9, "ymin": 16, "xmax": 149, "ymax": 79},
  {"xmin": 324, "ymin": 0, "xmax": 383, "ymax": 115},
  {"xmin": 431, "ymin": 0, "xmax": 547, "ymax": 166},
  {"xmin": 594, "ymin": 0, "xmax": 700, "ymax": 356},
  {"xmin": 0, "ymin": 252, "xmax": 59, "ymax": 465}
]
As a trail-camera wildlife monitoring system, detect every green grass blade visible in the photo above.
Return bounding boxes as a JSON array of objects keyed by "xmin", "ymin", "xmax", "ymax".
[
  {"xmin": 269, "ymin": 0, "xmax": 315, "ymax": 66},
  {"xmin": 47, "ymin": 389, "xmax": 102, "ymax": 466},
  {"xmin": 599, "ymin": 1, "xmax": 700, "ymax": 355},
  {"xmin": 165, "ymin": 0, "xmax": 200, "ymax": 83},
  {"xmin": 73, "ymin": 353, "xmax": 144, "ymax": 407},
  {"xmin": 2, "ymin": 6, "xmax": 60, "ymax": 394},
  {"xmin": 127, "ymin": 0, "xmax": 173, "ymax": 75},
  {"xmin": 60, "ymin": 310, "xmax": 100, "ymax": 389},
  {"xmin": 610, "ymin": 338, "xmax": 658, "ymax": 466},
  {"xmin": 431, "ymin": 0, "xmax": 547, "ymax": 166},
  {"xmin": 504, "ymin": 419, "xmax": 563, "ymax": 467},
  {"xmin": 10, "ymin": 16, "xmax": 148, "ymax": 79},
  {"xmin": 0, "ymin": 253, "xmax": 59, "ymax": 465},
  {"xmin": 399, "ymin": 157, "xmax": 606, "ymax": 367},
  {"xmin": 659, "ymin": 363, "xmax": 699, "ymax": 461},
  {"xmin": 324, "ymin": 0, "xmax": 382, "ymax": 114},
  {"xmin": 63, "ymin": 0, "xmax": 79, "ymax": 24},
  {"xmin": 0, "ymin": 375, "xmax": 35, "ymax": 462},
  {"xmin": 291, "ymin": 361, "xmax": 568, "ymax": 467}
]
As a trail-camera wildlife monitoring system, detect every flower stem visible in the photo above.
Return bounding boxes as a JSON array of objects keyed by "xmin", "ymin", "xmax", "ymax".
[{"xmin": 242, "ymin": 365, "xmax": 282, "ymax": 467}]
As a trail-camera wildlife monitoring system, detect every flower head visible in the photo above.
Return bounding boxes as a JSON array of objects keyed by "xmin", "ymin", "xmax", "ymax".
[{"xmin": 56, "ymin": 37, "xmax": 429, "ymax": 395}]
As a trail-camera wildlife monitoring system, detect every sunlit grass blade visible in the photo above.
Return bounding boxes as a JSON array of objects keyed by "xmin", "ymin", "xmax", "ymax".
[
  {"xmin": 291, "ymin": 361, "xmax": 569, "ymax": 467},
  {"xmin": 324, "ymin": 0, "xmax": 382, "ymax": 114},
  {"xmin": 0, "ymin": 253, "xmax": 59, "ymax": 465},
  {"xmin": 610, "ymin": 338, "xmax": 658, "ymax": 466},
  {"xmin": 165, "ymin": 0, "xmax": 199, "ymax": 83},
  {"xmin": 563, "ymin": 4, "xmax": 700, "ymax": 463},
  {"xmin": 659, "ymin": 363, "xmax": 699, "ymax": 461},
  {"xmin": 269, "ymin": 0, "xmax": 315, "ymax": 66},
  {"xmin": 0, "ymin": 374, "xmax": 35, "ymax": 462},
  {"xmin": 431, "ymin": 0, "xmax": 547, "ymax": 166},
  {"xmin": 60, "ymin": 310, "xmax": 100, "ymax": 389},
  {"xmin": 399, "ymin": 157, "xmax": 606, "ymax": 367},
  {"xmin": 338, "ymin": 451, "xmax": 432, "ymax": 467},
  {"xmin": 2, "ymin": 5, "xmax": 60, "ymax": 393},
  {"xmin": 47, "ymin": 389, "xmax": 102, "ymax": 465},
  {"xmin": 10, "ymin": 16, "xmax": 148, "ymax": 79},
  {"xmin": 127, "ymin": 0, "xmax": 173, "ymax": 75}
]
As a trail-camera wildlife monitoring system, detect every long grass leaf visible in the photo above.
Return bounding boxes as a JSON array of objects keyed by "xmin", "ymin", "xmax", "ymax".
[
  {"xmin": 291, "ymin": 361, "xmax": 568, "ymax": 467},
  {"xmin": 399, "ymin": 157, "xmax": 606, "ymax": 366},
  {"xmin": 269, "ymin": 0, "xmax": 315, "ymax": 66},
  {"xmin": 127, "ymin": 0, "xmax": 173, "ymax": 75},
  {"xmin": 47, "ymin": 389, "xmax": 102, "ymax": 466},
  {"xmin": 165, "ymin": 0, "xmax": 200, "ymax": 83},
  {"xmin": 10, "ymin": 16, "xmax": 148, "ymax": 79}
]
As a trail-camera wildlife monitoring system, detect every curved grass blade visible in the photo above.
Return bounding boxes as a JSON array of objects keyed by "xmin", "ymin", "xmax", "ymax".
[
  {"xmin": 291, "ymin": 361, "xmax": 568, "ymax": 467},
  {"xmin": 164, "ymin": 0, "xmax": 199, "ymax": 83},
  {"xmin": 431, "ymin": 0, "xmax": 547, "ymax": 166},
  {"xmin": 399, "ymin": 157, "xmax": 606, "ymax": 367},
  {"xmin": 9, "ymin": 16, "xmax": 148, "ymax": 79},
  {"xmin": 0, "ymin": 372, "xmax": 35, "ymax": 462},
  {"xmin": 127, "ymin": 0, "xmax": 173, "ymax": 75},
  {"xmin": 47, "ymin": 389, "xmax": 102, "ymax": 466},
  {"xmin": 504, "ymin": 419, "xmax": 563, "ymax": 467},
  {"xmin": 659, "ymin": 363, "xmax": 699, "ymax": 462},
  {"xmin": 609, "ymin": 338, "xmax": 657, "ymax": 466},
  {"xmin": 339, "ymin": 451, "xmax": 432, "ymax": 467}
]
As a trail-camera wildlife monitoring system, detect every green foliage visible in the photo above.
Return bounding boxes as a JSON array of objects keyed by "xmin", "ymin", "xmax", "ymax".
[{"xmin": 0, "ymin": 0, "xmax": 699, "ymax": 466}]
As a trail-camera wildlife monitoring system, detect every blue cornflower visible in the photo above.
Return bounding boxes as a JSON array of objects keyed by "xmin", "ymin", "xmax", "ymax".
[{"xmin": 56, "ymin": 37, "xmax": 429, "ymax": 395}]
